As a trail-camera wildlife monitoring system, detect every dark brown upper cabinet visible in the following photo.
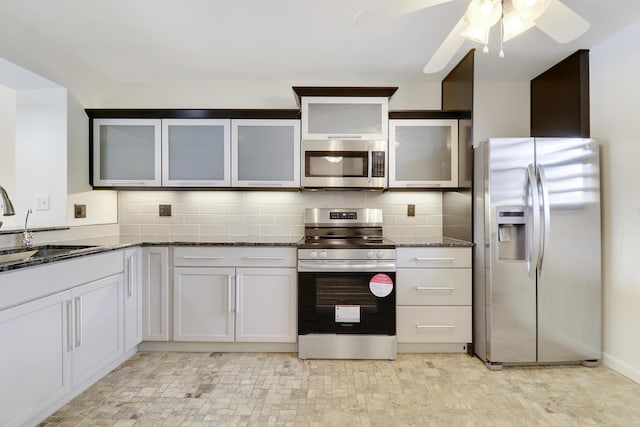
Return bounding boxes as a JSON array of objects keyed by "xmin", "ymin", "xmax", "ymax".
[
  {"xmin": 531, "ymin": 49, "xmax": 590, "ymax": 138},
  {"xmin": 442, "ymin": 49, "xmax": 475, "ymax": 113}
]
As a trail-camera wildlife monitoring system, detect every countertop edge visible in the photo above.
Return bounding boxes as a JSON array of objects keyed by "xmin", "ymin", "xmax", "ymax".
[{"xmin": 1, "ymin": 237, "xmax": 473, "ymax": 273}]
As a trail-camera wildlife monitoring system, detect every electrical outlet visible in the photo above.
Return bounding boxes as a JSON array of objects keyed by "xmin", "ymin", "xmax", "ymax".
[
  {"xmin": 35, "ymin": 194, "xmax": 49, "ymax": 210},
  {"xmin": 74, "ymin": 204, "xmax": 86, "ymax": 219},
  {"xmin": 407, "ymin": 204, "xmax": 416, "ymax": 217},
  {"xmin": 159, "ymin": 204, "xmax": 172, "ymax": 217}
]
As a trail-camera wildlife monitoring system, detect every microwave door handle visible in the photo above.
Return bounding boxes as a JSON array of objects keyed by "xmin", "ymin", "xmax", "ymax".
[{"xmin": 367, "ymin": 146, "xmax": 373, "ymax": 183}]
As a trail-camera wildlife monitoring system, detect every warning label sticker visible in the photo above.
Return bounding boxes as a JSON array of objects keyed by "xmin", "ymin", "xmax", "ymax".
[{"xmin": 369, "ymin": 273, "xmax": 393, "ymax": 297}]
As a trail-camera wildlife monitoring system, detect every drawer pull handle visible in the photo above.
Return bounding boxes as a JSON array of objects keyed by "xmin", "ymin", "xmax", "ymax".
[
  {"xmin": 180, "ymin": 256, "xmax": 224, "ymax": 260},
  {"xmin": 415, "ymin": 286, "xmax": 455, "ymax": 291},
  {"xmin": 414, "ymin": 257, "xmax": 455, "ymax": 262},
  {"xmin": 416, "ymin": 324, "xmax": 455, "ymax": 329},
  {"xmin": 243, "ymin": 256, "xmax": 284, "ymax": 261}
]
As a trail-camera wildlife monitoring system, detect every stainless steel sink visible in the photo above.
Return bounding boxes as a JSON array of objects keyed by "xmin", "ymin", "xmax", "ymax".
[
  {"xmin": 0, "ymin": 244, "xmax": 98, "ymax": 265},
  {"xmin": 0, "ymin": 250, "xmax": 38, "ymax": 264}
]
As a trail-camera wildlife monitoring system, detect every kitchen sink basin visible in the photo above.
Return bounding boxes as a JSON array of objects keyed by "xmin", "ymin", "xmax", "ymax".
[
  {"xmin": 0, "ymin": 244, "xmax": 98, "ymax": 265},
  {"xmin": 0, "ymin": 250, "xmax": 38, "ymax": 264}
]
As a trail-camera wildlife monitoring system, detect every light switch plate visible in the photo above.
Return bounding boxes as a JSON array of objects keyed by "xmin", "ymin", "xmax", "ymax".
[{"xmin": 407, "ymin": 204, "xmax": 415, "ymax": 217}]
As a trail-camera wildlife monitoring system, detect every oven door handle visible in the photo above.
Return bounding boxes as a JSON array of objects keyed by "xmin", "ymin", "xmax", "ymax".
[{"xmin": 297, "ymin": 261, "xmax": 396, "ymax": 272}]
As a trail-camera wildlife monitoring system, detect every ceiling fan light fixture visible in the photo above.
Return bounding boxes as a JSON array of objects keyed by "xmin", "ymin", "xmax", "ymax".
[
  {"xmin": 460, "ymin": 23, "xmax": 489, "ymax": 44},
  {"xmin": 512, "ymin": 0, "xmax": 551, "ymax": 22},
  {"xmin": 502, "ymin": 9, "xmax": 536, "ymax": 41},
  {"xmin": 465, "ymin": 0, "xmax": 502, "ymax": 28}
]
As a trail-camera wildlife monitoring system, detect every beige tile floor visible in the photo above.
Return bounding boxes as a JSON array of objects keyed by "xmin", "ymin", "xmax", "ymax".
[{"xmin": 41, "ymin": 352, "xmax": 640, "ymax": 426}]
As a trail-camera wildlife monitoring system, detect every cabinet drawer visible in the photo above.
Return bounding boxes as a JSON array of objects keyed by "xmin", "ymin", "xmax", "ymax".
[
  {"xmin": 397, "ymin": 247, "xmax": 471, "ymax": 268},
  {"xmin": 396, "ymin": 269, "xmax": 471, "ymax": 306},
  {"xmin": 397, "ymin": 306, "xmax": 471, "ymax": 343},
  {"xmin": 173, "ymin": 246, "xmax": 296, "ymax": 268}
]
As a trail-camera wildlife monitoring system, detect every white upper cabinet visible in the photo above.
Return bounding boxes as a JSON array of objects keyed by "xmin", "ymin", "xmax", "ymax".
[
  {"xmin": 301, "ymin": 97, "xmax": 389, "ymax": 140},
  {"xmin": 162, "ymin": 119, "xmax": 231, "ymax": 187},
  {"xmin": 93, "ymin": 119, "xmax": 162, "ymax": 187},
  {"xmin": 231, "ymin": 119, "xmax": 300, "ymax": 188},
  {"xmin": 389, "ymin": 119, "xmax": 459, "ymax": 188}
]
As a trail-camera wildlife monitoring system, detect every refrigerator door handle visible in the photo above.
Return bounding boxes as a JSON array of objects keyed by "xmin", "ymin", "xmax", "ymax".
[
  {"xmin": 526, "ymin": 164, "xmax": 541, "ymax": 275},
  {"xmin": 536, "ymin": 164, "xmax": 551, "ymax": 272}
]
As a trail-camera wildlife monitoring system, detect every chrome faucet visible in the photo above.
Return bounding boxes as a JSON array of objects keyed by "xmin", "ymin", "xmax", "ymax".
[
  {"xmin": 22, "ymin": 209, "xmax": 33, "ymax": 248},
  {"xmin": 0, "ymin": 185, "xmax": 15, "ymax": 216}
]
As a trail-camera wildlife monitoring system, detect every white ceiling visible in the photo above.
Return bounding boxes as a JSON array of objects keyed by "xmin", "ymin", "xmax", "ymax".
[{"xmin": 1, "ymin": 0, "xmax": 640, "ymax": 84}]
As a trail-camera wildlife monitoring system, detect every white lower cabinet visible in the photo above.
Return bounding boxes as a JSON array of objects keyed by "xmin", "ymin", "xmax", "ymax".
[
  {"xmin": 0, "ymin": 291, "xmax": 71, "ymax": 427},
  {"xmin": 142, "ymin": 247, "xmax": 170, "ymax": 341},
  {"xmin": 71, "ymin": 274, "xmax": 124, "ymax": 385},
  {"xmin": 0, "ymin": 250, "xmax": 132, "ymax": 427},
  {"xmin": 124, "ymin": 247, "xmax": 143, "ymax": 350},
  {"xmin": 173, "ymin": 247, "xmax": 297, "ymax": 343},
  {"xmin": 174, "ymin": 267, "xmax": 235, "ymax": 342},
  {"xmin": 396, "ymin": 247, "xmax": 472, "ymax": 346},
  {"xmin": 235, "ymin": 268, "xmax": 297, "ymax": 343},
  {"xmin": 397, "ymin": 306, "xmax": 472, "ymax": 343}
]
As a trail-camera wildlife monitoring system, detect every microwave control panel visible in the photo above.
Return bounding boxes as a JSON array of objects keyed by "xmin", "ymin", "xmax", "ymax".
[{"xmin": 372, "ymin": 151, "xmax": 385, "ymax": 177}]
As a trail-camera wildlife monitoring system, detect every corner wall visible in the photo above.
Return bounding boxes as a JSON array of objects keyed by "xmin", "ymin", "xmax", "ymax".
[{"xmin": 591, "ymin": 19, "xmax": 640, "ymax": 384}]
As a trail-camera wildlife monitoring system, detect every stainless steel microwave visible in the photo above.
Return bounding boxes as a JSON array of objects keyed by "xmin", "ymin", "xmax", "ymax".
[{"xmin": 301, "ymin": 139, "xmax": 388, "ymax": 189}]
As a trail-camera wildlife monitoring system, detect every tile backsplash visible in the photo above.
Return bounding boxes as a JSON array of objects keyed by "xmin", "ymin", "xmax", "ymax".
[{"xmin": 118, "ymin": 191, "xmax": 443, "ymax": 242}]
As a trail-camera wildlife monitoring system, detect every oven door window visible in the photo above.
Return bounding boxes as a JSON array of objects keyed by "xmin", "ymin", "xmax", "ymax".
[
  {"xmin": 298, "ymin": 272, "xmax": 395, "ymax": 335},
  {"xmin": 305, "ymin": 151, "xmax": 367, "ymax": 178}
]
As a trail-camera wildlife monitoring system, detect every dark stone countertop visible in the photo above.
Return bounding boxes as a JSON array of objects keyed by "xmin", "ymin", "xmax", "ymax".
[
  {"xmin": 392, "ymin": 236, "xmax": 474, "ymax": 248},
  {"xmin": 0, "ymin": 236, "xmax": 301, "ymax": 272},
  {"xmin": 1, "ymin": 235, "xmax": 474, "ymax": 273}
]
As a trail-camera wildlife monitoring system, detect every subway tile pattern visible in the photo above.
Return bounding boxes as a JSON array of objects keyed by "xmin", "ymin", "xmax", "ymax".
[
  {"xmin": 118, "ymin": 191, "xmax": 444, "ymax": 243},
  {"xmin": 42, "ymin": 352, "xmax": 640, "ymax": 426}
]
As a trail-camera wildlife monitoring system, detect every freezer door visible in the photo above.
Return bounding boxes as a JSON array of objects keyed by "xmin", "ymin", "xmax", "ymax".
[
  {"xmin": 535, "ymin": 138, "xmax": 601, "ymax": 363},
  {"xmin": 486, "ymin": 138, "xmax": 537, "ymax": 363}
]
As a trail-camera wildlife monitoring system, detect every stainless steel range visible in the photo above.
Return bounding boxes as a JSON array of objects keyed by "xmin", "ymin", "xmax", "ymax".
[{"xmin": 297, "ymin": 208, "xmax": 396, "ymax": 360}]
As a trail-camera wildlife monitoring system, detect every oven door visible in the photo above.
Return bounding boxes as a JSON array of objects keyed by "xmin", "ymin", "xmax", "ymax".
[
  {"xmin": 302, "ymin": 140, "xmax": 387, "ymax": 188},
  {"xmin": 298, "ymin": 271, "xmax": 395, "ymax": 335}
]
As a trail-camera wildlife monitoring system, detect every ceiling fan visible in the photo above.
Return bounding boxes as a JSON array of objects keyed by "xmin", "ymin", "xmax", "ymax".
[{"xmin": 354, "ymin": 0, "xmax": 590, "ymax": 73}]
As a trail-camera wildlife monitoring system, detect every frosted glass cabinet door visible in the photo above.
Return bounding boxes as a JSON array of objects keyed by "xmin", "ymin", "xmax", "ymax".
[
  {"xmin": 389, "ymin": 119, "xmax": 459, "ymax": 188},
  {"xmin": 162, "ymin": 119, "xmax": 231, "ymax": 187},
  {"xmin": 93, "ymin": 119, "xmax": 161, "ymax": 186},
  {"xmin": 301, "ymin": 97, "xmax": 388, "ymax": 140},
  {"xmin": 231, "ymin": 119, "xmax": 301, "ymax": 187}
]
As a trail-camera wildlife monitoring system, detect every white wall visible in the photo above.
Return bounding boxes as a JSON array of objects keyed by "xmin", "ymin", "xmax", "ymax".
[
  {"xmin": 0, "ymin": 84, "xmax": 16, "ymax": 210},
  {"xmin": 14, "ymin": 88, "xmax": 68, "ymax": 228},
  {"xmin": 0, "ymin": 12, "xmax": 112, "ymax": 106},
  {"xmin": 98, "ymin": 81, "xmax": 442, "ymax": 109},
  {"xmin": 0, "ymin": 21, "xmax": 119, "ymax": 228},
  {"xmin": 473, "ymin": 81, "xmax": 530, "ymax": 146},
  {"xmin": 591, "ymin": 19, "xmax": 640, "ymax": 384},
  {"xmin": 66, "ymin": 93, "xmax": 117, "ymax": 226}
]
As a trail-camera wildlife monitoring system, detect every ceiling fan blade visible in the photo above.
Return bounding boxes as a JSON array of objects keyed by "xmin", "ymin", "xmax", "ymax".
[
  {"xmin": 423, "ymin": 17, "xmax": 468, "ymax": 74},
  {"xmin": 535, "ymin": 0, "xmax": 590, "ymax": 43},
  {"xmin": 354, "ymin": 0, "xmax": 456, "ymax": 26}
]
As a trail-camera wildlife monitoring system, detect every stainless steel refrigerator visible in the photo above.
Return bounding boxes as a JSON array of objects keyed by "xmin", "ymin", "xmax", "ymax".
[{"xmin": 473, "ymin": 137, "xmax": 601, "ymax": 369}]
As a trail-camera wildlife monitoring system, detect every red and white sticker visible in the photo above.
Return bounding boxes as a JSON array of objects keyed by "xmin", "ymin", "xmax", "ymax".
[{"xmin": 369, "ymin": 273, "xmax": 393, "ymax": 297}]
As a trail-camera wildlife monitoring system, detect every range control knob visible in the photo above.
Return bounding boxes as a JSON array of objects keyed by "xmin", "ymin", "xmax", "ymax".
[
  {"xmin": 367, "ymin": 251, "xmax": 375, "ymax": 259},
  {"xmin": 310, "ymin": 251, "xmax": 318, "ymax": 258},
  {"xmin": 376, "ymin": 251, "xmax": 384, "ymax": 259},
  {"xmin": 320, "ymin": 251, "xmax": 328, "ymax": 259}
]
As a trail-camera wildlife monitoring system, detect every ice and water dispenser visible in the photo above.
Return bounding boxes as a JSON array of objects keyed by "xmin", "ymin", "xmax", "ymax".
[{"xmin": 496, "ymin": 206, "xmax": 526, "ymax": 260}]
